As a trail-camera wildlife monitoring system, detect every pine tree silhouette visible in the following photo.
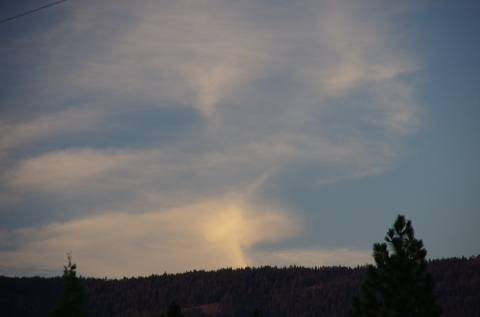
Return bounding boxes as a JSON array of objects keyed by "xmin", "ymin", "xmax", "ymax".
[
  {"xmin": 48, "ymin": 252, "xmax": 88, "ymax": 317},
  {"xmin": 349, "ymin": 215, "xmax": 441, "ymax": 317}
]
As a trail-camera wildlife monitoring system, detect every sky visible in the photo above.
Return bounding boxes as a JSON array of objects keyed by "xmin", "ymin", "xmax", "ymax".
[{"xmin": 0, "ymin": 0, "xmax": 479, "ymax": 278}]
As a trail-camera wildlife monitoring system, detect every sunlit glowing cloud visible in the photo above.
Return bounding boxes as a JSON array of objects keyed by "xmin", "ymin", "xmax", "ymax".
[
  {"xmin": 0, "ymin": 195, "xmax": 301, "ymax": 277},
  {"xmin": 0, "ymin": 0, "xmax": 426, "ymax": 276},
  {"xmin": 6, "ymin": 148, "xmax": 148, "ymax": 192},
  {"xmin": 3, "ymin": 137, "xmax": 390, "ymax": 216}
]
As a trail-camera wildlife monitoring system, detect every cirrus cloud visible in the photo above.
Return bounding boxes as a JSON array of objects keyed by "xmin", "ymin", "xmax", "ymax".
[
  {"xmin": 0, "ymin": 0, "xmax": 424, "ymax": 276},
  {"xmin": 0, "ymin": 194, "xmax": 301, "ymax": 277}
]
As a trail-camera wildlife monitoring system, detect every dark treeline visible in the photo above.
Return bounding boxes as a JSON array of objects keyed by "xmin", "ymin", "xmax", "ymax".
[{"xmin": 1, "ymin": 255, "xmax": 479, "ymax": 317}]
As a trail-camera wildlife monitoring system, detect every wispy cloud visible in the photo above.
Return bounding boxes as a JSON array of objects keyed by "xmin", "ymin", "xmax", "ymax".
[
  {"xmin": 0, "ymin": 107, "xmax": 104, "ymax": 158},
  {"xmin": 0, "ymin": 0, "xmax": 423, "ymax": 275},
  {"xmin": 0, "ymin": 194, "xmax": 300, "ymax": 277}
]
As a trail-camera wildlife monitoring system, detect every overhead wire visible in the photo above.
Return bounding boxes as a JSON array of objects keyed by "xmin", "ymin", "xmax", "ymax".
[{"xmin": 0, "ymin": 0, "xmax": 68, "ymax": 24}]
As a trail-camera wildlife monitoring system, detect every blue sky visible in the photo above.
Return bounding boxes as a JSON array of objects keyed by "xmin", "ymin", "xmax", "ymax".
[{"xmin": 0, "ymin": 0, "xmax": 479, "ymax": 278}]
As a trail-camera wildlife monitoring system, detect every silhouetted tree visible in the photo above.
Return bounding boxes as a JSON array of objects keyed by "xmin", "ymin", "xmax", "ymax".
[
  {"xmin": 161, "ymin": 300, "xmax": 184, "ymax": 317},
  {"xmin": 48, "ymin": 252, "xmax": 88, "ymax": 317},
  {"xmin": 349, "ymin": 215, "xmax": 441, "ymax": 317},
  {"xmin": 250, "ymin": 308, "xmax": 263, "ymax": 317}
]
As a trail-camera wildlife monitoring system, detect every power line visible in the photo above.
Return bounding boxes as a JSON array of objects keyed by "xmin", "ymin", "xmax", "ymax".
[{"xmin": 0, "ymin": 0, "xmax": 68, "ymax": 24}]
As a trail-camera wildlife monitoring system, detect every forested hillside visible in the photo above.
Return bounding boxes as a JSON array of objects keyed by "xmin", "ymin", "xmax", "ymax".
[{"xmin": 1, "ymin": 256, "xmax": 479, "ymax": 317}]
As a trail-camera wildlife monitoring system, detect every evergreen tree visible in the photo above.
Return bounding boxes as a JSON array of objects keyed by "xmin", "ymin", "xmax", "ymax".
[
  {"xmin": 250, "ymin": 308, "xmax": 263, "ymax": 317},
  {"xmin": 160, "ymin": 300, "xmax": 184, "ymax": 317},
  {"xmin": 349, "ymin": 215, "xmax": 441, "ymax": 317},
  {"xmin": 48, "ymin": 252, "xmax": 88, "ymax": 317}
]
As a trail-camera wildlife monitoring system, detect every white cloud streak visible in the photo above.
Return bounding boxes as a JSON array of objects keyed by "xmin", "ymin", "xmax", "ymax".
[
  {"xmin": 0, "ymin": 0, "xmax": 422, "ymax": 276},
  {"xmin": 0, "ymin": 195, "xmax": 301, "ymax": 277},
  {"xmin": 0, "ymin": 107, "xmax": 104, "ymax": 158}
]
